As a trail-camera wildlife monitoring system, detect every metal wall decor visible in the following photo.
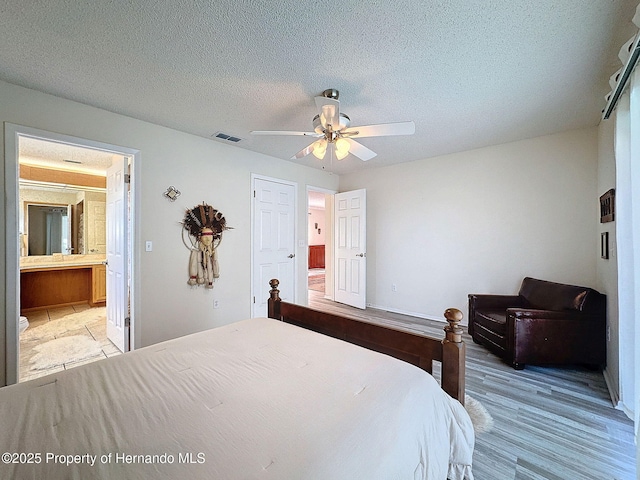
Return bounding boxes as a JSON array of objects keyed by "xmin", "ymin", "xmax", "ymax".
[
  {"xmin": 164, "ymin": 186, "xmax": 181, "ymax": 201},
  {"xmin": 181, "ymin": 203, "xmax": 232, "ymax": 288}
]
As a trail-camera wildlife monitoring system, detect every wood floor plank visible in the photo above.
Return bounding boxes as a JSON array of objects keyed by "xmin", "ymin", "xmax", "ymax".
[{"xmin": 308, "ymin": 292, "xmax": 636, "ymax": 480}]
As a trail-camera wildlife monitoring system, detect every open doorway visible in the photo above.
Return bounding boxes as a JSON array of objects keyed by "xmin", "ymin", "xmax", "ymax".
[
  {"xmin": 307, "ymin": 187, "xmax": 367, "ymax": 309},
  {"xmin": 307, "ymin": 188, "xmax": 335, "ymax": 304},
  {"xmin": 308, "ymin": 190, "xmax": 326, "ymax": 296},
  {"xmin": 5, "ymin": 125, "xmax": 138, "ymax": 385}
]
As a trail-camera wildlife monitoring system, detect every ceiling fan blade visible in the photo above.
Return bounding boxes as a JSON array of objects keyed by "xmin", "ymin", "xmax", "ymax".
[
  {"xmin": 345, "ymin": 139, "xmax": 377, "ymax": 161},
  {"xmin": 291, "ymin": 141, "xmax": 318, "ymax": 160},
  {"xmin": 251, "ymin": 130, "xmax": 321, "ymax": 137},
  {"xmin": 342, "ymin": 121, "xmax": 415, "ymax": 138},
  {"xmin": 314, "ymin": 96, "xmax": 340, "ymax": 130}
]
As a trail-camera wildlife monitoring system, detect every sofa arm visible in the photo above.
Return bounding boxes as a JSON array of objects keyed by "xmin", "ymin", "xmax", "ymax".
[
  {"xmin": 505, "ymin": 309, "xmax": 606, "ymax": 367},
  {"xmin": 469, "ymin": 294, "xmax": 522, "ymax": 311},
  {"xmin": 468, "ymin": 294, "xmax": 522, "ymax": 335}
]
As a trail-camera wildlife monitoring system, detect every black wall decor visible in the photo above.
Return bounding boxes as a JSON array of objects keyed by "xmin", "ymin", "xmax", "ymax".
[{"xmin": 600, "ymin": 189, "xmax": 615, "ymax": 223}]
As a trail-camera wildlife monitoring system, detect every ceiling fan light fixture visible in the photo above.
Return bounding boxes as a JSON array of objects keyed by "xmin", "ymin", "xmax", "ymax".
[
  {"xmin": 335, "ymin": 137, "xmax": 350, "ymax": 160},
  {"xmin": 335, "ymin": 137, "xmax": 349, "ymax": 151},
  {"xmin": 335, "ymin": 148, "xmax": 349, "ymax": 160},
  {"xmin": 312, "ymin": 139, "xmax": 327, "ymax": 159}
]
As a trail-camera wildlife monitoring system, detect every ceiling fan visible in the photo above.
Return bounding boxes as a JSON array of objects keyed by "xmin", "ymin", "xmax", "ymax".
[{"xmin": 251, "ymin": 89, "xmax": 415, "ymax": 162}]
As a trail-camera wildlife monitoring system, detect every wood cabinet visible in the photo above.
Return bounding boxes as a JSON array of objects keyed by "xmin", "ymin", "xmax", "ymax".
[
  {"xmin": 91, "ymin": 264, "xmax": 107, "ymax": 305},
  {"xmin": 308, "ymin": 245, "xmax": 325, "ymax": 269},
  {"xmin": 20, "ymin": 263, "xmax": 106, "ymax": 312}
]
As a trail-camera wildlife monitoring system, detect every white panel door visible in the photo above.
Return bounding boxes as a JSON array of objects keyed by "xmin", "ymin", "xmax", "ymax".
[
  {"xmin": 106, "ymin": 156, "xmax": 128, "ymax": 352},
  {"xmin": 252, "ymin": 177, "xmax": 296, "ymax": 317},
  {"xmin": 87, "ymin": 201, "xmax": 106, "ymax": 254},
  {"xmin": 334, "ymin": 189, "xmax": 366, "ymax": 309}
]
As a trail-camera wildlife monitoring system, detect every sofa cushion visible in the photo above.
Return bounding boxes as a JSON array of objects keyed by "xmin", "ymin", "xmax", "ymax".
[
  {"xmin": 519, "ymin": 277, "xmax": 590, "ymax": 312},
  {"xmin": 473, "ymin": 310, "xmax": 507, "ymax": 336}
]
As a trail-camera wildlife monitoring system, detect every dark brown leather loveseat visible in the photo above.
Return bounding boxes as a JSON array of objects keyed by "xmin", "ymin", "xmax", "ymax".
[{"xmin": 468, "ymin": 277, "xmax": 606, "ymax": 370}]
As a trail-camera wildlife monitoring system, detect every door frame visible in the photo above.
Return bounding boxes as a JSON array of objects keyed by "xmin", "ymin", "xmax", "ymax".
[
  {"xmin": 105, "ymin": 156, "xmax": 130, "ymax": 353},
  {"xmin": 250, "ymin": 173, "xmax": 297, "ymax": 316},
  {"xmin": 4, "ymin": 124, "xmax": 140, "ymax": 385}
]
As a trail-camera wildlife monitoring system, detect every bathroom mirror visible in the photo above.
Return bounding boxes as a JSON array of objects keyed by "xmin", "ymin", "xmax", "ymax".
[
  {"xmin": 20, "ymin": 181, "xmax": 106, "ymax": 256},
  {"xmin": 26, "ymin": 204, "xmax": 71, "ymax": 255}
]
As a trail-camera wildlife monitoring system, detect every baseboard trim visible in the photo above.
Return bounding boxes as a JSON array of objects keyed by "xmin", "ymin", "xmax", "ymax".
[
  {"xmin": 365, "ymin": 303, "xmax": 450, "ymax": 325},
  {"xmin": 603, "ymin": 367, "xmax": 623, "ymax": 410},
  {"xmin": 619, "ymin": 402, "xmax": 635, "ymax": 421}
]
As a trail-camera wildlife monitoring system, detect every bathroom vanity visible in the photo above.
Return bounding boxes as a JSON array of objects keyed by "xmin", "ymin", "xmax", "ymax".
[{"xmin": 20, "ymin": 260, "xmax": 106, "ymax": 312}]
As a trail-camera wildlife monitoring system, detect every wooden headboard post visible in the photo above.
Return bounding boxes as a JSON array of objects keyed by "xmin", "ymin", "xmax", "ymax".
[
  {"xmin": 268, "ymin": 278, "xmax": 281, "ymax": 320},
  {"xmin": 442, "ymin": 308, "xmax": 466, "ymax": 404}
]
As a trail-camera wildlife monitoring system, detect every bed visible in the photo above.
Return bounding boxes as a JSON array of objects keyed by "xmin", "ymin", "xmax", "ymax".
[{"xmin": 0, "ymin": 279, "xmax": 474, "ymax": 479}]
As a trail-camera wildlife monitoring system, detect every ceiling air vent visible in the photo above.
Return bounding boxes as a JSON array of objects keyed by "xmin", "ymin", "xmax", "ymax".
[{"xmin": 212, "ymin": 132, "xmax": 243, "ymax": 143}]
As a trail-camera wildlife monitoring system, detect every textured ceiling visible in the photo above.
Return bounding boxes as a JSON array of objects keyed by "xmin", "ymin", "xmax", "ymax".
[{"xmin": 1, "ymin": 0, "xmax": 637, "ymax": 174}]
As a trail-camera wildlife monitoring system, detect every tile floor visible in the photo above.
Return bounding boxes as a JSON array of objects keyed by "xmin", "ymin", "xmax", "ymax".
[{"xmin": 19, "ymin": 303, "xmax": 122, "ymax": 382}]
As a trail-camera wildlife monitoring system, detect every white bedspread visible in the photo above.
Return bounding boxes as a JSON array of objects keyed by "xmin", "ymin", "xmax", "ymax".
[{"xmin": 0, "ymin": 318, "xmax": 474, "ymax": 479}]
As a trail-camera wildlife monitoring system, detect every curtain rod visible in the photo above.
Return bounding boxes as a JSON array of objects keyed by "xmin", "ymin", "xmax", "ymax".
[{"xmin": 603, "ymin": 34, "xmax": 640, "ymax": 119}]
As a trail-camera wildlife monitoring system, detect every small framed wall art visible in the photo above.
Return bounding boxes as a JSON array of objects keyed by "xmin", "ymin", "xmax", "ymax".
[{"xmin": 599, "ymin": 189, "xmax": 615, "ymax": 223}]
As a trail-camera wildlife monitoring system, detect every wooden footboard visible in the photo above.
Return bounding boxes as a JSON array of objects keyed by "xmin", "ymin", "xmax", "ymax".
[{"xmin": 267, "ymin": 279, "xmax": 466, "ymax": 404}]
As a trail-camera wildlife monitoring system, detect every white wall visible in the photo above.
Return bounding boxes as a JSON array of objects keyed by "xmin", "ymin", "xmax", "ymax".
[
  {"xmin": 340, "ymin": 127, "xmax": 600, "ymax": 323},
  {"xmin": 308, "ymin": 207, "xmax": 326, "ymax": 246},
  {"xmin": 0, "ymin": 80, "xmax": 338, "ymax": 385}
]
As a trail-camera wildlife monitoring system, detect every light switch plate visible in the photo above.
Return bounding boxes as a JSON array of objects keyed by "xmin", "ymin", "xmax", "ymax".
[{"xmin": 145, "ymin": 241, "xmax": 153, "ymax": 252}]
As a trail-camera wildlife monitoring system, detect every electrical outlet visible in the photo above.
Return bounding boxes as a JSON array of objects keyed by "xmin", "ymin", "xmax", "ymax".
[
  {"xmin": 606, "ymin": 325, "xmax": 611, "ymax": 342},
  {"xmin": 213, "ymin": 300, "xmax": 220, "ymax": 309},
  {"xmin": 392, "ymin": 284, "xmax": 397, "ymax": 292}
]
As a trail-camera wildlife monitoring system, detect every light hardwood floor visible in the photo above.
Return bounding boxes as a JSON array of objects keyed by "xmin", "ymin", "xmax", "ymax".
[{"xmin": 309, "ymin": 290, "xmax": 636, "ymax": 480}]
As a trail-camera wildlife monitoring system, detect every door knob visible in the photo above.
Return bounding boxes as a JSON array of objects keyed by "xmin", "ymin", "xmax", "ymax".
[
  {"xmin": 356, "ymin": 253, "xmax": 366, "ymax": 257},
  {"xmin": 288, "ymin": 253, "xmax": 295, "ymax": 258}
]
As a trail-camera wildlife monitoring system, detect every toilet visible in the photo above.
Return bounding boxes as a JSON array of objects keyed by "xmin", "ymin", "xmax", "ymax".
[{"xmin": 19, "ymin": 316, "xmax": 29, "ymax": 334}]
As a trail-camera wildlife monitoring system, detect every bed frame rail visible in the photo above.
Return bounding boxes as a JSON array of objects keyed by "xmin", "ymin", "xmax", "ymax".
[{"xmin": 267, "ymin": 279, "xmax": 465, "ymax": 404}]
